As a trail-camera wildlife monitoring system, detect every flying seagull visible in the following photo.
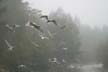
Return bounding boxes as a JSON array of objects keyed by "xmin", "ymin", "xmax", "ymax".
[
  {"xmin": 5, "ymin": 24, "xmax": 14, "ymax": 32},
  {"xmin": 5, "ymin": 40, "xmax": 14, "ymax": 51},
  {"xmin": 47, "ymin": 20, "xmax": 58, "ymax": 26},
  {"xmin": 47, "ymin": 31, "xmax": 57, "ymax": 38},
  {"xmin": 40, "ymin": 15, "xmax": 48, "ymax": 20},
  {"xmin": 62, "ymin": 59, "xmax": 66, "ymax": 63},
  {"xmin": 47, "ymin": 31, "xmax": 53, "ymax": 38},
  {"xmin": 30, "ymin": 22, "xmax": 40, "ymax": 28},
  {"xmin": 31, "ymin": 41, "xmax": 39, "ymax": 48},
  {"xmin": 5, "ymin": 24, "xmax": 20, "ymax": 32},
  {"xmin": 62, "ymin": 47, "xmax": 68, "ymax": 50},
  {"xmin": 12, "ymin": 24, "xmax": 20, "ymax": 28},
  {"xmin": 48, "ymin": 58, "xmax": 60, "ymax": 64},
  {"xmin": 17, "ymin": 64, "xmax": 26, "ymax": 68},
  {"xmin": 39, "ymin": 34, "xmax": 49, "ymax": 40},
  {"xmin": 29, "ymin": 22, "xmax": 43, "ymax": 33},
  {"xmin": 40, "ymin": 15, "xmax": 58, "ymax": 26}
]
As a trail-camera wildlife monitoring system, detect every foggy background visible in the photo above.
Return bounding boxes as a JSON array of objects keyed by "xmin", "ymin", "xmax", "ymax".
[
  {"xmin": 0, "ymin": 0, "xmax": 108, "ymax": 72},
  {"xmin": 25, "ymin": 0, "xmax": 108, "ymax": 27}
]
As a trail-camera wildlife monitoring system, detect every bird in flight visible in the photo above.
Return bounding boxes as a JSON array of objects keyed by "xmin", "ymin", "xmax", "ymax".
[
  {"xmin": 5, "ymin": 24, "xmax": 20, "ymax": 32},
  {"xmin": 29, "ymin": 22, "xmax": 44, "ymax": 33},
  {"xmin": 62, "ymin": 47, "xmax": 68, "ymax": 50},
  {"xmin": 62, "ymin": 59, "xmax": 66, "ymax": 63},
  {"xmin": 31, "ymin": 41, "xmax": 39, "ymax": 48},
  {"xmin": 17, "ymin": 64, "xmax": 26, "ymax": 68},
  {"xmin": 13, "ymin": 24, "xmax": 20, "ymax": 28},
  {"xmin": 5, "ymin": 40, "xmax": 14, "ymax": 51},
  {"xmin": 30, "ymin": 22, "xmax": 40, "ymax": 29},
  {"xmin": 40, "ymin": 15, "xmax": 48, "ymax": 20},
  {"xmin": 47, "ymin": 31, "xmax": 53, "ymax": 38},
  {"xmin": 47, "ymin": 20, "xmax": 58, "ymax": 26},
  {"xmin": 40, "ymin": 15, "xmax": 58, "ymax": 26},
  {"xmin": 47, "ymin": 31, "xmax": 57, "ymax": 38},
  {"xmin": 39, "ymin": 34, "xmax": 49, "ymax": 40},
  {"xmin": 26, "ymin": 21, "xmax": 43, "ymax": 33},
  {"xmin": 48, "ymin": 58, "xmax": 60, "ymax": 64}
]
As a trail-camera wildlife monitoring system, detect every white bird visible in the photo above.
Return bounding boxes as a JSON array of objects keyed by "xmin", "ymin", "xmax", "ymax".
[
  {"xmin": 5, "ymin": 24, "xmax": 14, "ymax": 32},
  {"xmin": 68, "ymin": 64, "xmax": 76, "ymax": 69},
  {"xmin": 25, "ymin": 21, "xmax": 44, "ymax": 33},
  {"xmin": 62, "ymin": 47, "xmax": 68, "ymax": 50},
  {"xmin": 62, "ymin": 59, "xmax": 66, "ymax": 63},
  {"xmin": 5, "ymin": 40, "xmax": 14, "ymax": 51},
  {"xmin": 31, "ymin": 41, "xmax": 39, "ymax": 48},
  {"xmin": 14, "ymin": 24, "xmax": 20, "ymax": 28},
  {"xmin": 49, "ymin": 58, "xmax": 57, "ymax": 62},
  {"xmin": 48, "ymin": 58, "xmax": 60, "ymax": 64},
  {"xmin": 47, "ymin": 31, "xmax": 58, "ymax": 38},
  {"xmin": 18, "ymin": 64, "xmax": 26, "ymax": 68},
  {"xmin": 39, "ymin": 34, "xmax": 49, "ymax": 40},
  {"xmin": 5, "ymin": 24, "xmax": 20, "ymax": 32},
  {"xmin": 47, "ymin": 31, "xmax": 53, "ymax": 38}
]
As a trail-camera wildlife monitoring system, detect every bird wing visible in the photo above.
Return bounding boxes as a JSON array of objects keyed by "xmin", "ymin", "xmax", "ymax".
[
  {"xmin": 53, "ymin": 20, "xmax": 57, "ymax": 25},
  {"xmin": 5, "ymin": 40, "xmax": 11, "ymax": 47},
  {"xmin": 31, "ymin": 41, "xmax": 39, "ymax": 47},
  {"xmin": 30, "ymin": 22, "xmax": 40, "ymax": 28},
  {"xmin": 14, "ymin": 24, "xmax": 20, "ymax": 27},
  {"xmin": 5, "ymin": 40, "xmax": 14, "ymax": 50},
  {"xmin": 47, "ymin": 31, "xmax": 53, "ymax": 38},
  {"xmin": 5, "ymin": 24, "xmax": 16, "ymax": 32},
  {"xmin": 40, "ymin": 16, "xmax": 48, "ymax": 20},
  {"xmin": 30, "ymin": 22, "xmax": 44, "ymax": 33},
  {"xmin": 47, "ymin": 20, "xmax": 58, "ymax": 25}
]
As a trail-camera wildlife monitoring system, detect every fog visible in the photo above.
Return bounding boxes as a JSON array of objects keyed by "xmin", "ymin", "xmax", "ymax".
[
  {"xmin": 25, "ymin": 0, "xmax": 108, "ymax": 27},
  {"xmin": 0, "ymin": 0, "xmax": 108, "ymax": 72}
]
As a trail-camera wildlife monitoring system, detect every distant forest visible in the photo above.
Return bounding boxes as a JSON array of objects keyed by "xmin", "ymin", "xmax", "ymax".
[{"xmin": 0, "ymin": 0, "xmax": 108, "ymax": 72}]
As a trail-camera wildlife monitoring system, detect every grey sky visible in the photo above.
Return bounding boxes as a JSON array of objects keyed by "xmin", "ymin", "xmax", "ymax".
[{"xmin": 25, "ymin": 0, "xmax": 108, "ymax": 27}]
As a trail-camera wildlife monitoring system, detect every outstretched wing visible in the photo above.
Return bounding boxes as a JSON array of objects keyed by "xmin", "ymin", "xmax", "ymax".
[
  {"xmin": 5, "ymin": 40, "xmax": 14, "ymax": 50},
  {"xmin": 5, "ymin": 24, "xmax": 15, "ymax": 32},
  {"xmin": 52, "ymin": 20, "xmax": 58, "ymax": 25},
  {"xmin": 40, "ymin": 15, "xmax": 48, "ymax": 20},
  {"xmin": 30, "ymin": 22, "xmax": 40, "ymax": 29},
  {"xmin": 30, "ymin": 22, "xmax": 43, "ymax": 33},
  {"xmin": 47, "ymin": 20, "xmax": 58, "ymax": 26}
]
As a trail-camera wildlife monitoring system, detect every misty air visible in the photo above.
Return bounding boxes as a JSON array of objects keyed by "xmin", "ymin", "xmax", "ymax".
[{"xmin": 0, "ymin": 0, "xmax": 108, "ymax": 72}]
